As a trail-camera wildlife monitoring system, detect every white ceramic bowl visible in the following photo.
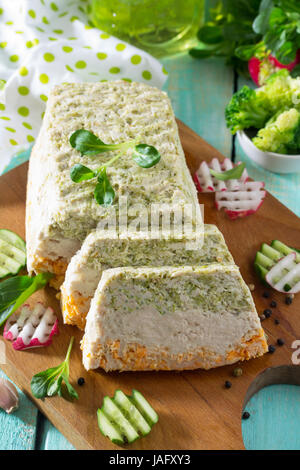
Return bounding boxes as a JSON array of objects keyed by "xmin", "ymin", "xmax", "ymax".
[{"xmin": 237, "ymin": 129, "xmax": 300, "ymax": 174}]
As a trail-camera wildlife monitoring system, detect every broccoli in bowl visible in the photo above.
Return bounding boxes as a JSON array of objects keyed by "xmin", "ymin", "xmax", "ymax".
[{"xmin": 225, "ymin": 69, "xmax": 300, "ymax": 155}]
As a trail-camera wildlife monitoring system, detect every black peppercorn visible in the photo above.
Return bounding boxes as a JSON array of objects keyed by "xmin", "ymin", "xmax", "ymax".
[
  {"xmin": 77, "ymin": 377, "xmax": 85, "ymax": 386},
  {"xmin": 274, "ymin": 318, "xmax": 280, "ymax": 325},
  {"xmin": 225, "ymin": 380, "xmax": 232, "ymax": 389},
  {"xmin": 268, "ymin": 345, "xmax": 276, "ymax": 354},
  {"xmin": 263, "ymin": 308, "xmax": 272, "ymax": 318},
  {"xmin": 242, "ymin": 411, "xmax": 250, "ymax": 420},
  {"xmin": 277, "ymin": 338, "xmax": 285, "ymax": 346},
  {"xmin": 262, "ymin": 291, "xmax": 270, "ymax": 298},
  {"xmin": 270, "ymin": 300, "xmax": 277, "ymax": 308},
  {"xmin": 285, "ymin": 296, "xmax": 293, "ymax": 305}
]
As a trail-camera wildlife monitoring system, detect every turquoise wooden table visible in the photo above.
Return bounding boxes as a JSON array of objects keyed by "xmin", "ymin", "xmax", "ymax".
[{"xmin": 0, "ymin": 54, "xmax": 299, "ymax": 450}]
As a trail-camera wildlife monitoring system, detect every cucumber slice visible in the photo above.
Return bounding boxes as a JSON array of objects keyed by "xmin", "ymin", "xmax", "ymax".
[
  {"xmin": 0, "ymin": 229, "xmax": 26, "ymax": 278},
  {"xmin": 261, "ymin": 243, "xmax": 281, "ymax": 262},
  {"xmin": 114, "ymin": 390, "xmax": 151, "ymax": 436},
  {"xmin": 102, "ymin": 396, "xmax": 139, "ymax": 443},
  {"xmin": 98, "ymin": 389, "xmax": 158, "ymax": 445},
  {"xmin": 97, "ymin": 409, "xmax": 124, "ymax": 445},
  {"xmin": 271, "ymin": 240, "xmax": 300, "ymax": 263},
  {"xmin": 255, "ymin": 251, "xmax": 275, "ymax": 269},
  {"xmin": 131, "ymin": 389, "xmax": 158, "ymax": 426},
  {"xmin": 254, "ymin": 262, "xmax": 269, "ymax": 285},
  {"xmin": 0, "ymin": 229, "xmax": 26, "ymax": 252},
  {"xmin": 255, "ymin": 240, "xmax": 300, "ymax": 287}
]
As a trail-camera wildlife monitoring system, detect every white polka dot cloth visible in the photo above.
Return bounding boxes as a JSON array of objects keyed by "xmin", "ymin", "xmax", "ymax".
[{"xmin": 0, "ymin": 0, "xmax": 168, "ymax": 174}]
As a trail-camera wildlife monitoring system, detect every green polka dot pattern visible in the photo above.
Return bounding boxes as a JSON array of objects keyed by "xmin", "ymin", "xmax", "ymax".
[
  {"xmin": 75, "ymin": 60, "xmax": 86, "ymax": 69},
  {"xmin": 43, "ymin": 53, "xmax": 55, "ymax": 62},
  {"xmin": 62, "ymin": 46, "xmax": 73, "ymax": 53},
  {"xmin": 0, "ymin": 0, "xmax": 166, "ymax": 173},
  {"xmin": 97, "ymin": 52, "xmax": 107, "ymax": 60},
  {"xmin": 18, "ymin": 107, "xmax": 29, "ymax": 117},
  {"xmin": 131, "ymin": 55, "xmax": 142, "ymax": 65},
  {"xmin": 142, "ymin": 70, "xmax": 152, "ymax": 80},
  {"xmin": 116, "ymin": 43, "xmax": 126, "ymax": 51},
  {"xmin": 18, "ymin": 86, "xmax": 29, "ymax": 96},
  {"xmin": 109, "ymin": 67, "xmax": 120, "ymax": 74},
  {"xmin": 39, "ymin": 73, "xmax": 49, "ymax": 84}
]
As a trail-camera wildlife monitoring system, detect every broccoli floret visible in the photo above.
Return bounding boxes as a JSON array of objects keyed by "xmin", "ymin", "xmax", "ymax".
[
  {"xmin": 262, "ymin": 69, "xmax": 295, "ymax": 113},
  {"xmin": 252, "ymin": 108, "xmax": 300, "ymax": 154},
  {"xmin": 225, "ymin": 86, "xmax": 272, "ymax": 134}
]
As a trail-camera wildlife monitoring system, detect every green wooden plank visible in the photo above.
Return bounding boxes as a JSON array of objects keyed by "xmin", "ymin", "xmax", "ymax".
[
  {"xmin": 37, "ymin": 417, "xmax": 74, "ymax": 450},
  {"xmin": 0, "ymin": 368, "xmax": 38, "ymax": 450},
  {"xmin": 2, "ymin": 147, "xmax": 32, "ymax": 176},
  {"xmin": 235, "ymin": 76, "xmax": 300, "ymax": 216},
  {"xmin": 162, "ymin": 56, "xmax": 234, "ymax": 157},
  {"xmin": 242, "ymin": 384, "xmax": 300, "ymax": 450}
]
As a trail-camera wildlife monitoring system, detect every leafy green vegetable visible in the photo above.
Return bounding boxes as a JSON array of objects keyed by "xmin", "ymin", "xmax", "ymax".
[
  {"xmin": 190, "ymin": 0, "xmax": 300, "ymax": 78},
  {"xmin": 69, "ymin": 129, "xmax": 161, "ymax": 206},
  {"xmin": 70, "ymin": 129, "xmax": 138, "ymax": 155},
  {"xmin": 252, "ymin": 107, "xmax": 300, "ymax": 153},
  {"xmin": 263, "ymin": 69, "xmax": 300, "ymax": 112},
  {"xmin": 31, "ymin": 336, "xmax": 78, "ymax": 400},
  {"xmin": 210, "ymin": 162, "xmax": 246, "ymax": 181},
  {"xmin": 225, "ymin": 86, "xmax": 272, "ymax": 134},
  {"xmin": 189, "ymin": 0, "xmax": 261, "ymax": 76},
  {"xmin": 132, "ymin": 144, "xmax": 161, "ymax": 168},
  {"xmin": 0, "ymin": 272, "xmax": 53, "ymax": 326},
  {"xmin": 70, "ymin": 164, "xmax": 96, "ymax": 182},
  {"xmin": 94, "ymin": 168, "xmax": 115, "ymax": 206}
]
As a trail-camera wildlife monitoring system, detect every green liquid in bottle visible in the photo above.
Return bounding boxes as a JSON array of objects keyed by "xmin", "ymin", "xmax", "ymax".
[{"xmin": 89, "ymin": 0, "xmax": 204, "ymax": 58}]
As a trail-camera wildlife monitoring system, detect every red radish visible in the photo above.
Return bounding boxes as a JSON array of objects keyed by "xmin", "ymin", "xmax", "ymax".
[
  {"xmin": 215, "ymin": 181, "xmax": 266, "ymax": 220},
  {"xmin": 248, "ymin": 57, "xmax": 261, "ymax": 86},
  {"xmin": 266, "ymin": 252, "xmax": 300, "ymax": 294},
  {"xmin": 193, "ymin": 158, "xmax": 249, "ymax": 193},
  {"xmin": 249, "ymin": 50, "xmax": 300, "ymax": 86},
  {"xmin": 269, "ymin": 50, "xmax": 300, "ymax": 71},
  {"xmin": 4, "ymin": 302, "xmax": 59, "ymax": 350}
]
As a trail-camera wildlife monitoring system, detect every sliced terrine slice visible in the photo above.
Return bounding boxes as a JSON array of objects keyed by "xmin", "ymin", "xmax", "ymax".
[
  {"xmin": 82, "ymin": 265, "xmax": 267, "ymax": 371},
  {"xmin": 61, "ymin": 224, "xmax": 234, "ymax": 330}
]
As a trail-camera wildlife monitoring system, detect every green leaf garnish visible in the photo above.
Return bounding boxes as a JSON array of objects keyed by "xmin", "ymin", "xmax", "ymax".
[
  {"xmin": 70, "ymin": 164, "xmax": 95, "ymax": 182},
  {"xmin": 69, "ymin": 129, "xmax": 161, "ymax": 206},
  {"xmin": 70, "ymin": 129, "xmax": 137, "ymax": 155},
  {"xmin": 210, "ymin": 162, "xmax": 246, "ymax": 181},
  {"xmin": 132, "ymin": 144, "xmax": 161, "ymax": 168},
  {"xmin": 94, "ymin": 168, "xmax": 115, "ymax": 206},
  {"xmin": 0, "ymin": 272, "xmax": 53, "ymax": 326},
  {"xmin": 31, "ymin": 336, "xmax": 78, "ymax": 400}
]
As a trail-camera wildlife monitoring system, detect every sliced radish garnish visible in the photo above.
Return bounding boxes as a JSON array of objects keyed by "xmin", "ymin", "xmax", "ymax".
[
  {"xmin": 4, "ymin": 302, "xmax": 59, "ymax": 350},
  {"xmin": 248, "ymin": 57, "xmax": 261, "ymax": 86},
  {"xmin": 193, "ymin": 158, "xmax": 249, "ymax": 193},
  {"xmin": 266, "ymin": 253, "xmax": 300, "ymax": 294},
  {"xmin": 215, "ymin": 182, "xmax": 266, "ymax": 220}
]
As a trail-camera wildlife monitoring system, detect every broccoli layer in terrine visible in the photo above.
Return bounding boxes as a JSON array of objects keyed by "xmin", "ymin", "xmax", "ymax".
[
  {"xmin": 26, "ymin": 80, "xmax": 202, "ymax": 285},
  {"xmin": 82, "ymin": 265, "xmax": 267, "ymax": 371},
  {"xmin": 61, "ymin": 224, "xmax": 234, "ymax": 330}
]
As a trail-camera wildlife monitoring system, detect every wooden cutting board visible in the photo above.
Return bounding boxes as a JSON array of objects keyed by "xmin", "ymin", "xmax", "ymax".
[{"xmin": 0, "ymin": 120, "xmax": 299, "ymax": 450}]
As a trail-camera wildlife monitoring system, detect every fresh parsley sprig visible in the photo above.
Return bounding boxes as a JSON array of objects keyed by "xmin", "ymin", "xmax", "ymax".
[
  {"xmin": 0, "ymin": 272, "xmax": 53, "ymax": 326},
  {"xmin": 210, "ymin": 162, "xmax": 246, "ymax": 181},
  {"xmin": 190, "ymin": 0, "xmax": 300, "ymax": 77},
  {"xmin": 69, "ymin": 129, "xmax": 161, "ymax": 206},
  {"xmin": 31, "ymin": 336, "xmax": 78, "ymax": 400}
]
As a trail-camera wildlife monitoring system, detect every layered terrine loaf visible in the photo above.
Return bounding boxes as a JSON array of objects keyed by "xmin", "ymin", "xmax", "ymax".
[
  {"xmin": 82, "ymin": 265, "xmax": 268, "ymax": 371},
  {"xmin": 26, "ymin": 80, "xmax": 202, "ymax": 286},
  {"xmin": 61, "ymin": 224, "xmax": 234, "ymax": 329}
]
